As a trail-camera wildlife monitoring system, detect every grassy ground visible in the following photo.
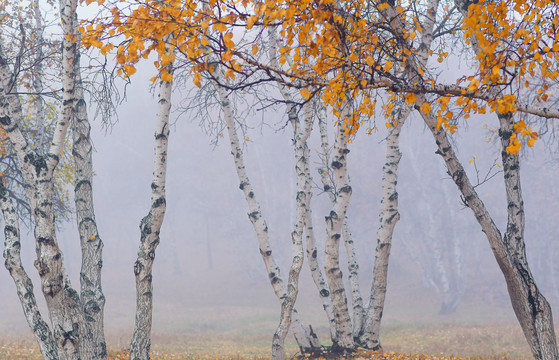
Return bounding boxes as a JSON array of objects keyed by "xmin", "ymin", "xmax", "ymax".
[{"xmin": 0, "ymin": 322, "xmax": 531, "ymax": 359}]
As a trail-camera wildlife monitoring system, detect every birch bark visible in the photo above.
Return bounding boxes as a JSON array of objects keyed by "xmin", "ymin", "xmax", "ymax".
[
  {"xmin": 266, "ymin": 28, "xmax": 325, "ymax": 358},
  {"xmin": 73, "ymin": 65, "xmax": 107, "ymax": 358},
  {"xmin": 317, "ymin": 114, "xmax": 360, "ymax": 344},
  {"xmin": 354, "ymin": 0, "xmax": 440, "ymax": 349},
  {"xmin": 1, "ymin": 181, "xmax": 59, "ymax": 360},
  {"xmin": 323, "ymin": 97, "xmax": 354, "ymax": 350},
  {"xmin": 210, "ymin": 66, "xmax": 318, "ymax": 356},
  {"xmin": 446, "ymin": 2, "xmax": 559, "ymax": 357},
  {"xmin": 360, "ymin": 107, "xmax": 408, "ymax": 350},
  {"xmin": 271, "ymin": 99, "xmax": 314, "ymax": 360},
  {"xmin": 496, "ymin": 114, "xmax": 558, "ymax": 360},
  {"xmin": 0, "ymin": 0, "xmax": 87, "ymax": 357},
  {"xmin": 130, "ymin": 60, "xmax": 173, "ymax": 360}
]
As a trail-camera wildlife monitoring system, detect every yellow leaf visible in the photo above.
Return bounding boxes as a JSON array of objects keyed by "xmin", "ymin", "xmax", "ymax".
[
  {"xmin": 300, "ymin": 88, "xmax": 311, "ymax": 100},
  {"xmin": 246, "ymin": 16, "xmax": 257, "ymax": 29},
  {"xmin": 193, "ymin": 73, "xmax": 201, "ymax": 88},
  {"xmin": 378, "ymin": 2, "xmax": 389, "ymax": 10},
  {"xmin": 223, "ymin": 32, "xmax": 234, "ymax": 49},
  {"xmin": 419, "ymin": 102, "xmax": 431, "ymax": 114},
  {"xmin": 214, "ymin": 22, "xmax": 227, "ymax": 33},
  {"xmin": 161, "ymin": 71, "xmax": 173, "ymax": 82},
  {"xmin": 405, "ymin": 93, "xmax": 417, "ymax": 104},
  {"xmin": 252, "ymin": 44, "xmax": 258, "ymax": 55},
  {"xmin": 383, "ymin": 61, "xmax": 393, "ymax": 72}
]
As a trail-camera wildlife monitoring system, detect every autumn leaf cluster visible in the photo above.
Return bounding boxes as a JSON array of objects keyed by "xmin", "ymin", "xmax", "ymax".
[{"xmin": 80, "ymin": 0, "xmax": 559, "ymax": 152}]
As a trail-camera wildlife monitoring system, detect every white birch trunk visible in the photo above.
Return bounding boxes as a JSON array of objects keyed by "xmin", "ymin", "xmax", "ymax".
[
  {"xmin": 417, "ymin": 99, "xmax": 558, "ymax": 360},
  {"xmin": 210, "ymin": 67, "xmax": 317, "ymax": 356},
  {"xmin": 0, "ymin": 0, "xmax": 86, "ymax": 356},
  {"xmin": 272, "ymin": 101, "xmax": 314, "ymax": 360},
  {"xmin": 323, "ymin": 98, "xmax": 354, "ymax": 350},
  {"xmin": 496, "ymin": 114, "xmax": 558, "ymax": 360},
  {"xmin": 32, "ymin": 0, "xmax": 48, "ymax": 149},
  {"xmin": 129, "ymin": 61, "xmax": 173, "ymax": 360},
  {"xmin": 357, "ymin": 0, "xmax": 437, "ymax": 350},
  {"xmin": 266, "ymin": 29, "xmax": 323, "ymax": 358},
  {"xmin": 73, "ymin": 65, "xmax": 107, "ymax": 357},
  {"xmin": 266, "ymin": 32, "xmax": 318, "ymax": 359},
  {"xmin": 317, "ymin": 113, "xmax": 359, "ymax": 343},
  {"xmin": 451, "ymin": 2, "xmax": 559, "ymax": 357},
  {"xmin": 1, "ymin": 182, "xmax": 59, "ymax": 360},
  {"xmin": 360, "ymin": 107, "xmax": 408, "ymax": 349},
  {"xmin": 304, "ymin": 114, "xmax": 337, "ymax": 344}
]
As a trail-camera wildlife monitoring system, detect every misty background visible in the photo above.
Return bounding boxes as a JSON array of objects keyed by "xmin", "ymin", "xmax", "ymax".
[{"xmin": 1, "ymin": 60, "xmax": 558, "ymax": 350}]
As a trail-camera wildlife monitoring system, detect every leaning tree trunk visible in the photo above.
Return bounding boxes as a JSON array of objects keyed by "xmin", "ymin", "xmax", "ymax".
[
  {"xmin": 360, "ymin": 106, "xmax": 408, "ymax": 350},
  {"xmin": 210, "ymin": 65, "xmax": 319, "ymax": 355},
  {"xmin": 271, "ymin": 94, "xmax": 314, "ymax": 360},
  {"xmin": 1, "ymin": 182, "xmax": 59, "ymax": 360},
  {"xmin": 129, "ymin": 61, "xmax": 173, "ymax": 360},
  {"xmin": 267, "ymin": 29, "xmax": 319, "ymax": 360},
  {"xmin": 496, "ymin": 113, "xmax": 558, "ymax": 360},
  {"xmin": 416, "ymin": 96, "xmax": 558, "ymax": 359},
  {"xmin": 73, "ymin": 42, "xmax": 107, "ymax": 360},
  {"xmin": 452, "ymin": 1, "xmax": 559, "ymax": 357}
]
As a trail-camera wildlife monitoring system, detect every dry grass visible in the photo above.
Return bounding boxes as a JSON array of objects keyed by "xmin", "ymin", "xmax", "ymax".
[{"xmin": 0, "ymin": 322, "xmax": 531, "ymax": 360}]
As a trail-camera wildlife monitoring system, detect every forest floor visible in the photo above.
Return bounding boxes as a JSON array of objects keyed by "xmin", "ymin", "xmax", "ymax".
[{"xmin": 0, "ymin": 323, "xmax": 530, "ymax": 359}]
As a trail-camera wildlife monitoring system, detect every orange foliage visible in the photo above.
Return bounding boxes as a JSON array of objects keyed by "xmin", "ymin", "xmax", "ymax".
[{"xmin": 80, "ymin": 0, "xmax": 559, "ymax": 151}]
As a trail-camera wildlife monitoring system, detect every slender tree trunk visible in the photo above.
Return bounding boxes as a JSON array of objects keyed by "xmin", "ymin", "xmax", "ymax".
[
  {"xmin": 450, "ymin": 2, "xmax": 558, "ymax": 357},
  {"xmin": 1, "ymin": 183, "xmax": 59, "ymax": 360},
  {"xmin": 129, "ymin": 61, "xmax": 173, "ymax": 360},
  {"xmin": 322, "ymin": 97, "xmax": 354, "ymax": 350},
  {"xmin": 272, "ymin": 98, "xmax": 314, "ymax": 360},
  {"xmin": 211, "ymin": 66, "xmax": 318, "ymax": 355},
  {"xmin": 360, "ymin": 107, "xmax": 407, "ymax": 350},
  {"xmin": 72, "ymin": 49, "xmax": 107, "ymax": 360},
  {"xmin": 317, "ymin": 113, "xmax": 361, "ymax": 344},
  {"xmin": 32, "ymin": 0, "xmax": 48, "ymax": 150},
  {"xmin": 304, "ymin": 115, "xmax": 337, "ymax": 344}
]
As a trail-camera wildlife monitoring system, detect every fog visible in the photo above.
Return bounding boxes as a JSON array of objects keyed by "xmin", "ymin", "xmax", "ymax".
[{"xmin": 1, "ymin": 61, "xmax": 558, "ymax": 351}]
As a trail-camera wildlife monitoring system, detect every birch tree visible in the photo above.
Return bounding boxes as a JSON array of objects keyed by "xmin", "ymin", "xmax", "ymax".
[
  {"xmin": 80, "ymin": 0, "xmax": 559, "ymax": 357},
  {"xmin": 210, "ymin": 65, "xmax": 320, "ymax": 358},
  {"xmin": 130, "ymin": 54, "xmax": 174, "ymax": 360},
  {"xmin": 0, "ymin": 0, "xmax": 90, "ymax": 358}
]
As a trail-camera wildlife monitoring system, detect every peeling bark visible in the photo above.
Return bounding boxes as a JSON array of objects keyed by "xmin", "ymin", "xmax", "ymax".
[
  {"xmin": 1, "ymin": 182, "xmax": 59, "ymax": 360},
  {"xmin": 73, "ymin": 66, "xmax": 107, "ymax": 358},
  {"xmin": 0, "ymin": 1, "xmax": 87, "ymax": 357}
]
